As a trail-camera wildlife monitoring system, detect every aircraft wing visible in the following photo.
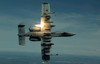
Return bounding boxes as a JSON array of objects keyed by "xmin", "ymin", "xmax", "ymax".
[{"xmin": 41, "ymin": 33, "xmax": 54, "ymax": 63}]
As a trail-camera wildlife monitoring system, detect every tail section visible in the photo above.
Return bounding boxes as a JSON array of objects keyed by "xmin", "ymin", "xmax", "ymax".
[{"xmin": 18, "ymin": 24, "xmax": 26, "ymax": 46}]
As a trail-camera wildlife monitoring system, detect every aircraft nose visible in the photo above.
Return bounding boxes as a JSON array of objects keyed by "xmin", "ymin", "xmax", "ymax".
[
  {"xmin": 72, "ymin": 33, "xmax": 76, "ymax": 36},
  {"xmin": 70, "ymin": 33, "xmax": 76, "ymax": 36}
]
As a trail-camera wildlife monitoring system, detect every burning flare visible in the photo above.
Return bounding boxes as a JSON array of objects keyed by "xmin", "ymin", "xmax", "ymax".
[{"xmin": 35, "ymin": 24, "xmax": 44, "ymax": 28}]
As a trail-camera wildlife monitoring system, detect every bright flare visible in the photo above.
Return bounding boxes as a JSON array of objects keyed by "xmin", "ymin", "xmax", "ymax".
[{"xmin": 35, "ymin": 24, "xmax": 44, "ymax": 28}]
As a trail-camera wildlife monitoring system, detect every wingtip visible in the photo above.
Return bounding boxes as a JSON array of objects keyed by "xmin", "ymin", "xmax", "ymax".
[{"xmin": 42, "ymin": 2, "xmax": 48, "ymax": 4}]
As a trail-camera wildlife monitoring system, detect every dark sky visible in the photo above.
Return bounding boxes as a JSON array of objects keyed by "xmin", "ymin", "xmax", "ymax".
[{"xmin": 0, "ymin": 0, "xmax": 100, "ymax": 56}]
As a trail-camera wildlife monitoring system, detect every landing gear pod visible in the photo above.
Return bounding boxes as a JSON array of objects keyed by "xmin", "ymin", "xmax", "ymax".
[{"xmin": 18, "ymin": 24, "xmax": 25, "ymax": 46}]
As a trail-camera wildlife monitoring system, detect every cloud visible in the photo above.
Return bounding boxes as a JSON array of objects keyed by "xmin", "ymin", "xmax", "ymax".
[
  {"xmin": 90, "ymin": 29, "xmax": 100, "ymax": 36},
  {"xmin": 53, "ymin": 13, "xmax": 100, "ymax": 32},
  {"xmin": 96, "ymin": 15, "xmax": 100, "ymax": 20}
]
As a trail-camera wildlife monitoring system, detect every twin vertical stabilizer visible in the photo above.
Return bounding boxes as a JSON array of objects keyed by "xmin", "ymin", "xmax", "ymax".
[{"xmin": 18, "ymin": 24, "xmax": 25, "ymax": 46}]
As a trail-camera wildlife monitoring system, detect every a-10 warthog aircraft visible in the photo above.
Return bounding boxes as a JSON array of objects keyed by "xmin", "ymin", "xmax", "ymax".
[{"xmin": 18, "ymin": 2, "xmax": 75, "ymax": 64}]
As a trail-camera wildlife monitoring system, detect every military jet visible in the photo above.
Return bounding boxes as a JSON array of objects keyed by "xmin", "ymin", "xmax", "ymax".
[{"xmin": 18, "ymin": 2, "xmax": 75, "ymax": 64}]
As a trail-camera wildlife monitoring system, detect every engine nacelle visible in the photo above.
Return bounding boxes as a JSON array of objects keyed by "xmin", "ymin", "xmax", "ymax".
[
  {"xmin": 29, "ymin": 36, "xmax": 41, "ymax": 41},
  {"xmin": 29, "ymin": 26, "xmax": 41, "ymax": 32}
]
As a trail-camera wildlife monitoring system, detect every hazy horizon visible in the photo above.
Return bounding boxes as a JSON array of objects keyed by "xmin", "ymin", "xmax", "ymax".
[{"xmin": 0, "ymin": 51, "xmax": 100, "ymax": 64}]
